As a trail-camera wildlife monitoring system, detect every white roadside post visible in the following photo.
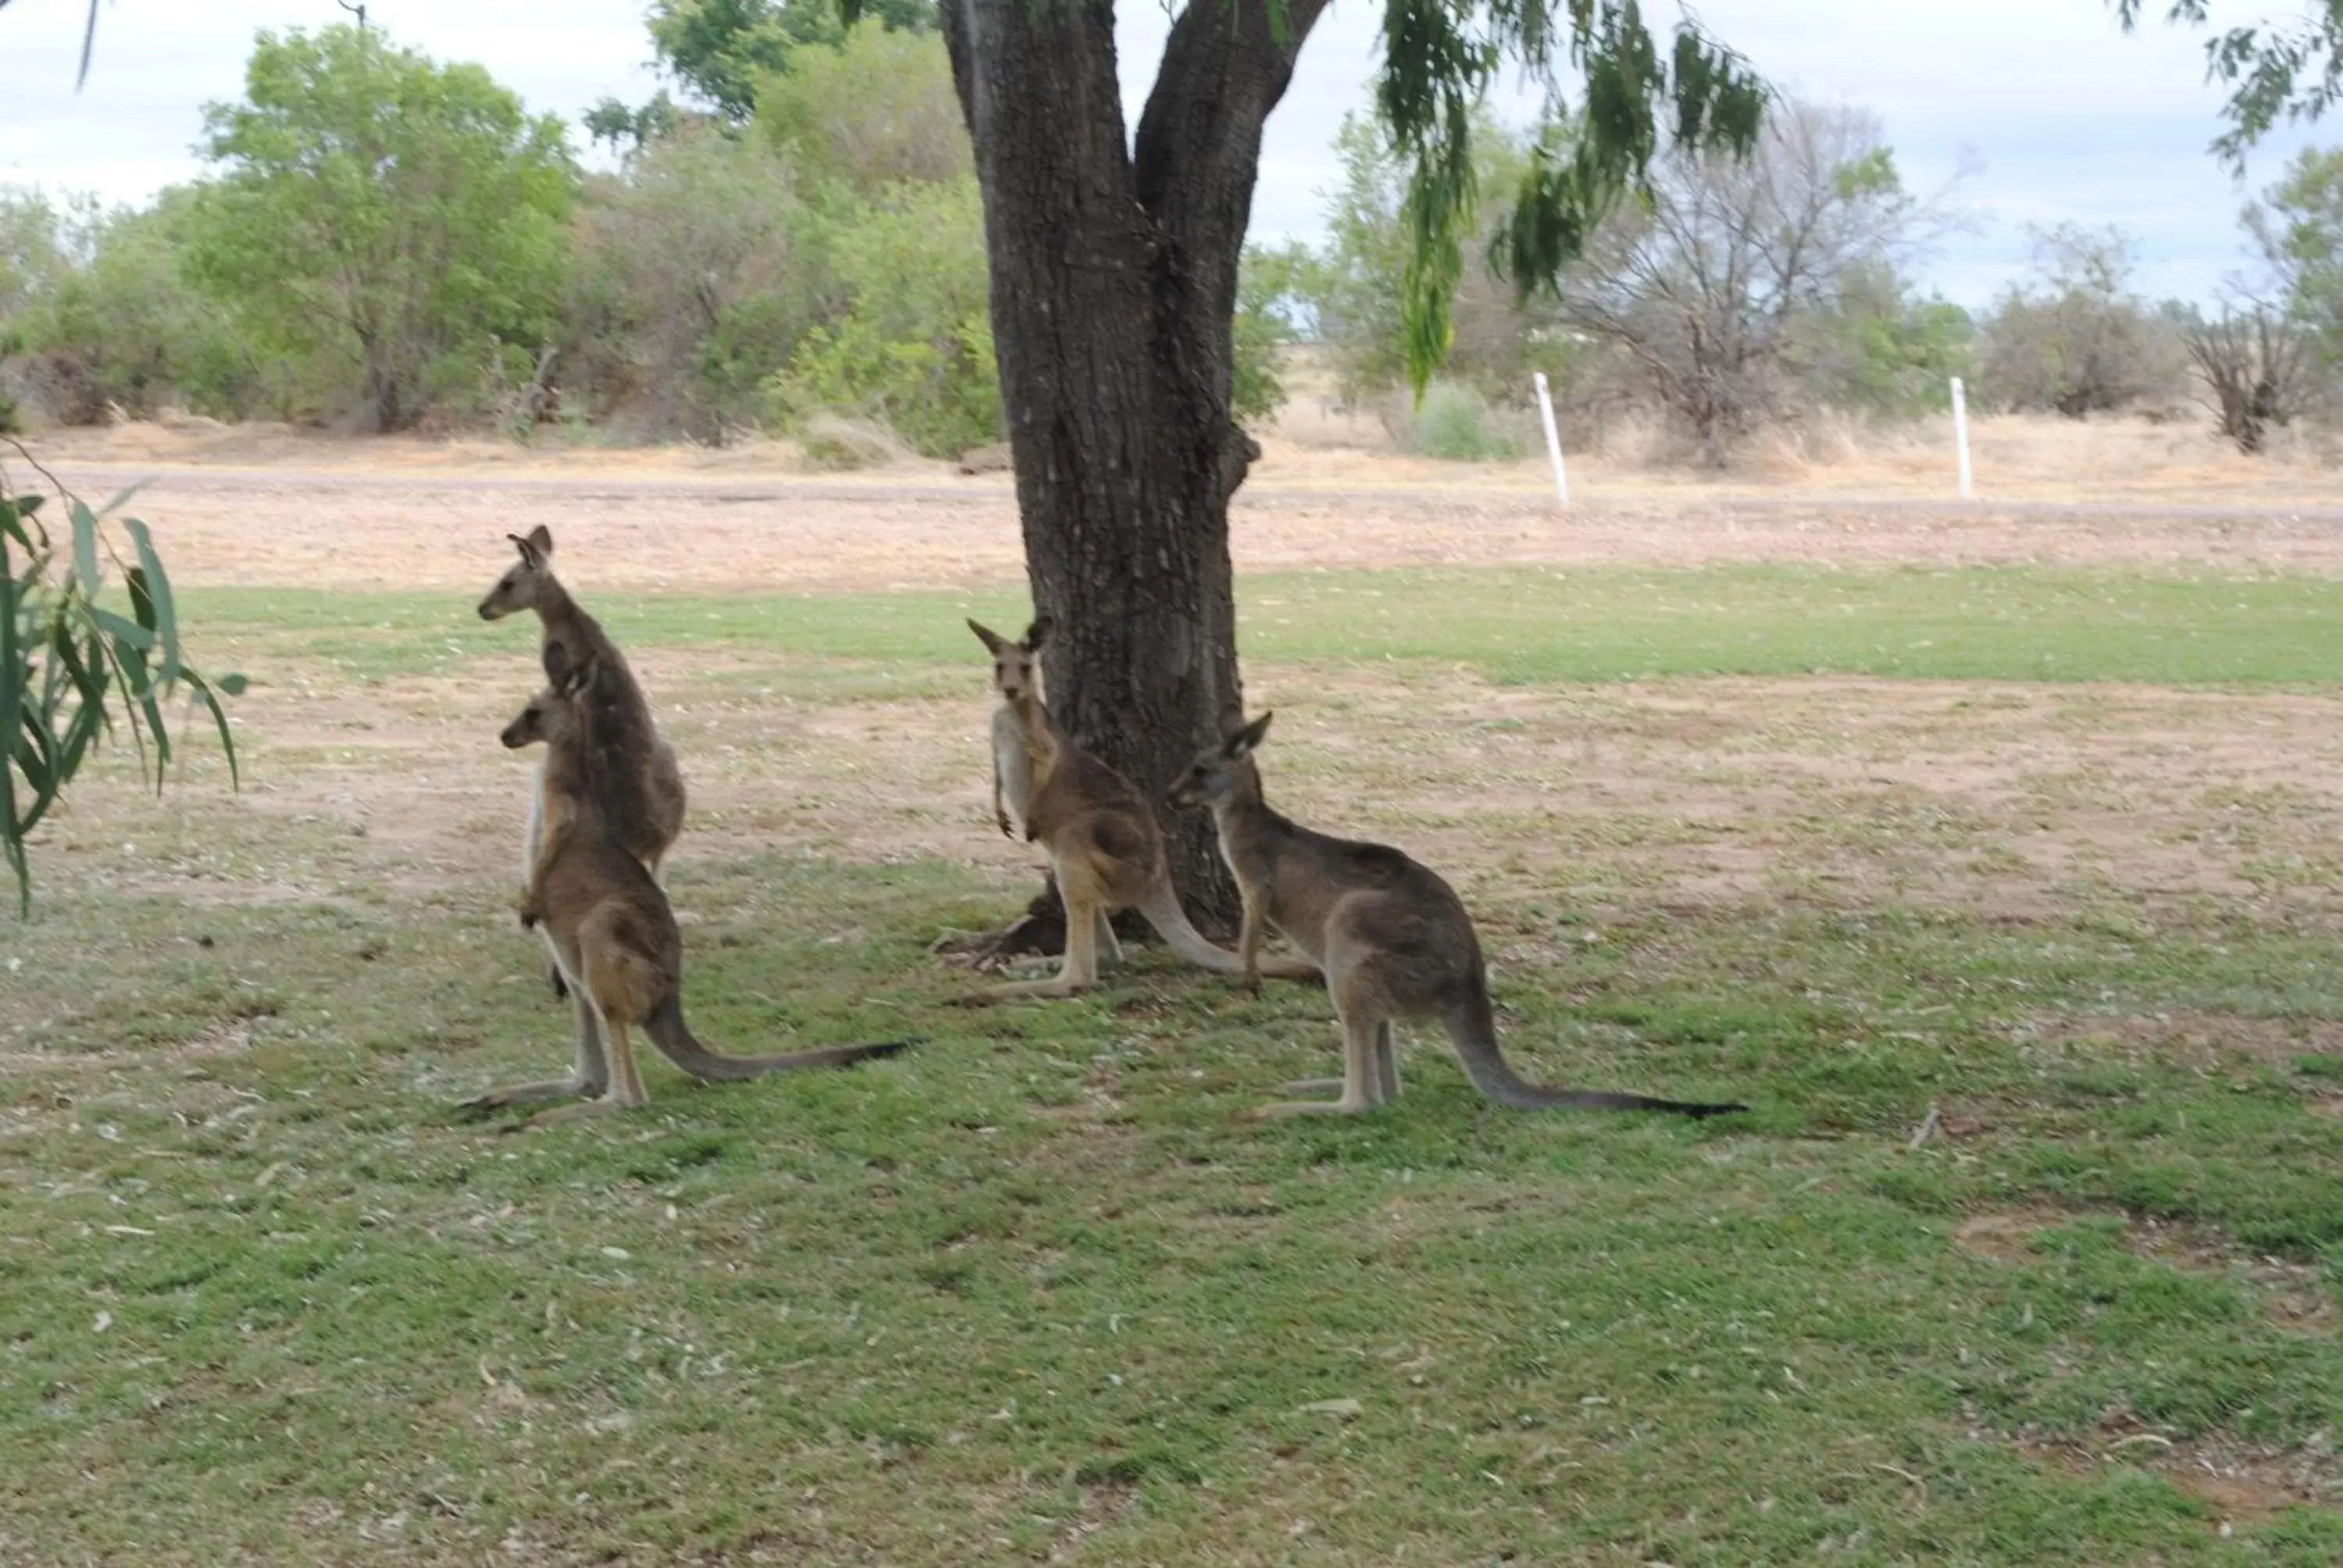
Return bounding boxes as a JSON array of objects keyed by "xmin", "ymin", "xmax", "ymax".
[
  {"xmin": 1533, "ymin": 371, "xmax": 1568, "ymax": 508},
  {"xmin": 1950, "ymin": 375, "xmax": 1972, "ymax": 500}
]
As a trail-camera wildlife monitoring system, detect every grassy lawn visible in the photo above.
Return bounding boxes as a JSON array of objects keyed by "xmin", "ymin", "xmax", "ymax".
[{"xmin": 3, "ymin": 565, "xmax": 2339, "ymax": 1564}]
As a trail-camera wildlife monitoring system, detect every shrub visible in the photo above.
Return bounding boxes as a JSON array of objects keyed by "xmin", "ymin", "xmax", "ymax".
[
  {"xmin": 1400, "ymin": 380, "xmax": 1529, "ymax": 461},
  {"xmin": 766, "ymin": 179, "xmax": 999, "ymax": 458}
]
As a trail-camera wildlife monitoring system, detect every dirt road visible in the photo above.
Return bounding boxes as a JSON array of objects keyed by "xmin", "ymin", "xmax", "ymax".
[{"xmin": 37, "ymin": 459, "xmax": 2343, "ymax": 594}]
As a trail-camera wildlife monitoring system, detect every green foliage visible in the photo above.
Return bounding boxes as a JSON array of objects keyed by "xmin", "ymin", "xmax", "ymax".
[
  {"xmin": 650, "ymin": 0, "xmax": 937, "ymax": 123},
  {"xmin": 581, "ymin": 90, "xmax": 683, "ymax": 154},
  {"xmin": 1232, "ymin": 244, "xmax": 1311, "ymax": 425},
  {"xmin": 42, "ymin": 191, "xmax": 271, "ymax": 420},
  {"xmin": 755, "ymin": 18, "xmax": 969, "ymax": 190},
  {"xmin": 0, "ymin": 454, "xmax": 241, "ymax": 913},
  {"xmin": 1305, "ymin": 110, "xmax": 1548, "ymax": 403},
  {"xmin": 1797, "ymin": 262, "xmax": 1977, "ymax": 419},
  {"xmin": 767, "ymin": 180, "xmax": 998, "ymax": 456},
  {"xmin": 1400, "ymin": 379, "xmax": 1528, "ymax": 460},
  {"xmin": 1979, "ymin": 224, "xmax": 2188, "ymax": 416},
  {"xmin": 184, "ymin": 24, "xmax": 579, "ymax": 432},
  {"xmin": 1376, "ymin": 1, "xmax": 1767, "ymax": 396},
  {"xmin": 2118, "ymin": 0, "xmax": 2343, "ymax": 171},
  {"xmin": 562, "ymin": 127, "xmax": 822, "ymax": 439},
  {"xmin": 2249, "ymin": 145, "xmax": 2343, "ymax": 372},
  {"xmin": 0, "ymin": 187, "xmax": 68, "ymax": 330}
]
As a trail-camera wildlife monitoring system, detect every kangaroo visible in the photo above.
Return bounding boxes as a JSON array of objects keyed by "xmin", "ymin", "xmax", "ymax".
[
  {"xmin": 480, "ymin": 525, "xmax": 685, "ymax": 997},
  {"xmin": 1168, "ymin": 711, "xmax": 1748, "ymax": 1120},
  {"xmin": 479, "ymin": 524, "xmax": 684, "ymax": 875},
  {"xmin": 461, "ymin": 651, "xmax": 908, "ymax": 1128},
  {"xmin": 966, "ymin": 618, "xmax": 1318, "ymax": 1000}
]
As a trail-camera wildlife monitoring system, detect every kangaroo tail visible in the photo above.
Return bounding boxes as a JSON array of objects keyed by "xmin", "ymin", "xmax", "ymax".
[
  {"xmin": 1131, "ymin": 881, "xmax": 1244, "ymax": 972},
  {"xmin": 644, "ymin": 997, "xmax": 914, "ymax": 1083},
  {"xmin": 1130, "ymin": 880, "xmax": 1321, "ymax": 981},
  {"xmin": 1443, "ymin": 988, "xmax": 1745, "ymax": 1117}
]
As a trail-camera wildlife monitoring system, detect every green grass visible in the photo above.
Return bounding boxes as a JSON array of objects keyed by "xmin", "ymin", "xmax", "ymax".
[
  {"xmin": 4, "ymin": 561, "xmax": 2339, "ymax": 1562},
  {"xmin": 180, "ymin": 564, "xmax": 2343, "ymax": 687}
]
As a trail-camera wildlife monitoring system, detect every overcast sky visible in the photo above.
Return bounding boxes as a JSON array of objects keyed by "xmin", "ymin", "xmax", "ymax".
[{"xmin": 1, "ymin": 0, "xmax": 2325, "ymax": 307}]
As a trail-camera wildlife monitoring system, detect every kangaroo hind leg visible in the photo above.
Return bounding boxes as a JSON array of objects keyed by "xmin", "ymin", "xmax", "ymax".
[{"xmin": 1257, "ymin": 1010, "xmax": 1382, "ymax": 1118}]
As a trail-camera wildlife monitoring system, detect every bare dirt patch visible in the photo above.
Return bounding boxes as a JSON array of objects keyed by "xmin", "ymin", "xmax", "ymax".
[
  {"xmin": 1952, "ymin": 1209, "xmax": 2067, "ymax": 1263},
  {"xmin": 2024, "ymin": 1430, "xmax": 2338, "ymax": 1522},
  {"xmin": 1954, "ymin": 1209, "xmax": 2340, "ymax": 1339},
  {"xmin": 53, "ymin": 659, "xmax": 2343, "ymax": 948},
  {"xmin": 2045, "ymin": 1013, "xmax": 2343, "ymax": 1072}
]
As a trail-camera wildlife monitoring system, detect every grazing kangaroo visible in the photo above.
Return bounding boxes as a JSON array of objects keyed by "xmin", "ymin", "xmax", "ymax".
[
  {"xmin": 480, "ymin": 525, "xmax": 684, "ymax": 997},
  {"xmin": 462, "ymin": 652, "xmax": 908, "ymax": 1128},
  {"xmin": 967, "ymin": 618, "xmax": 1318, "ymax": 999},
  {"xmin": 1169, "ymin": 712, "xmax": 1748, "ymax": 1121}
]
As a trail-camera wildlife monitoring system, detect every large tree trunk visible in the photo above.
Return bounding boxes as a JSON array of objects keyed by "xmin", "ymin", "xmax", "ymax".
[{"xmin": 940, "ymin": 0, "xmax": 1325, "ymax": 940}]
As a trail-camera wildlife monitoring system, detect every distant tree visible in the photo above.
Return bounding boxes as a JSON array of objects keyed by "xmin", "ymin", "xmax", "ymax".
[
  {"xmin": 1978, "ymin": 223, "xmax": 2187, "ymax": 416},
  {"xmin": 1794, "ymin": 262, "xmax": 1976, "ymax": 420},
  {"xmin": 767, "ymin": 178, "xmax": 997, "ymax": 454},
  {"xmin": 2182, "ymin": 303, "xmax": 2314, "ymax": 451},
  {"xmin": 754, "ymin": 17, "xmax": 969, "ymax": 190},
  {"xmin": 1539, "ymin": 103, "xmax": 1943, "ymax": 461},
  {"xmin": 2245, "ymin": 145, "xmax": 2343, "ymax": 369},
  {"xmin": 37, "ymin": 191, "xmax": 269, "ymax": 420},
  {"xmin": 563, "ymin": 127, "xmax": 821, "ymax": 438},
  {"xmin": 1304, "ymin": 111, "xmax": 1542, "ymax": 404},
  {"xmin": 1232, "ymin": 244, "xmax": 1314, "ymax": 423},
  {"xmin": 582, "ymin": 91, "xmax": 684, "ymax": 155},
  {"xmin": 0, "ymin": 190, "xmax": 70, "ymax": 335},
  {"xmin": 185, "ymin": 25, "xmax": 579, "ymax": 432},
  {"xmin": 649, "ymin": 0, "xmax": 936, "ymax": 123}
]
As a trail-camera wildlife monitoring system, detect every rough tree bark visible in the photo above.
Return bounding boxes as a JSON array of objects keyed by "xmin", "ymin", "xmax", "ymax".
[{"xmin": 939, "ymin": 0, "xmax": 1328, "ymax": 945}]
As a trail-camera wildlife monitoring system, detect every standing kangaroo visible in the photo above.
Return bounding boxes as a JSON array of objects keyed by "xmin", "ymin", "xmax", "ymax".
[
  {"xmin": 479, "ymin": 525, "xmax": 685, "ymax": 882},
  {"xmin": 967, "ymin": 618, "xmax": 1318, "ymax": 1000},
  {"xmin": 462, "ymin": 651, "xmax": 908, "ymax": 1128},
  {"xmin": 480, "ymin": 526, "xmax": 684, "ymax": 1000},
  {"xmin": 1169, "ymin": 711, "xmax": 1748, "ymax": 1120}
]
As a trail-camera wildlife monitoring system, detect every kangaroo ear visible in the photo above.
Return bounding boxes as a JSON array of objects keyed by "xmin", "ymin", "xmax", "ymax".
[
  {"xmin": 1024, "ymin": 615, "xmax": 1053, "ymax": 651},
  {"xmin": 505, "ymin": 532, "xmax": 540, "ymax": 568},
  {"xmin": 967, "ymin": 619, "xmax": 1007, "ymax": 655},
  {"xmin": 1227, "ymin": 711, "xmax": 1273, "ymax": 757},
  {"xmin": 525, "ymin": 525, "xmax": 554, "ymax": 558},
  {"xmin": 558, "ymin": 654, "xmax": 598, "ymax": 699}
]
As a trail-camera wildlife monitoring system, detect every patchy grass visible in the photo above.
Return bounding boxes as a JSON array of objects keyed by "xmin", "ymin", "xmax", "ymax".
[
  {"xmin": 4, "ymin": 562, "xmax": 2340, "ymax": 1563},
  {"xmin": 177, "ymin": 565, "xmax": 2343, "ymax": 688}
]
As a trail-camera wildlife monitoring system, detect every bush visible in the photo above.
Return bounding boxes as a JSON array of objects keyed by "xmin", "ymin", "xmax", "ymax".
[
  {"xmin": 184, "ymin": 24, "xmax": 578, "ymax": 431},
  {"xmin": 766, "ymin": 179, "xmax": 999, "ymax": 458},
  {"xmin": 1977, "ymin": 224, "xmax": 2188, "ymax": 416},
  {"xmin": 1400, "ymin": 380, "xmax": 1529, "ymax": 461},
  {"xmin": 41, "ymin": 191, "xmax": 272, "ymax": 420},
  {"xmin": 563, "ymin": 128, "xmax": 822, "ymax": 438}
]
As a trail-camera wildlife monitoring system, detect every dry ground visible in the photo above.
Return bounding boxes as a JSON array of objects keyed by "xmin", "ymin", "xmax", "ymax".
[
  {"xmin": 17, "ymin": 415, "xmax": 2343, "ymax": 950},
  {"xmin": 16, "ymin": 411, "xmax": 2343, "ymax": 594},
  {"xmin": 6, "ymin": 419, "xmax": 2341, "ymax": 1560}
]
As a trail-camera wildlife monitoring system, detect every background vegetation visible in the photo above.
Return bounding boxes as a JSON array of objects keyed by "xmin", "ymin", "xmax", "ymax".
[{"xmin": 1, "ymin": 13, "xmax": 2338, "ymax": 461}]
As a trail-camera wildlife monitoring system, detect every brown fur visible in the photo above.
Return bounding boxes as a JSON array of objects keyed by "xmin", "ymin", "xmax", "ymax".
[
  {"xmin": 965, "ymin": 618, "xmax": 1318, "ymax": 1000},
  {"xmin": 459, "ymin": 657, "xmax": 908, "ymax": 1128},
  {"xmin": 479, "ymin": 525, "xmax": 686, "ymax": 882},
  {"xmin": 1169, "ymin": 712, "xmax": 1746, "ymax": 1120}
]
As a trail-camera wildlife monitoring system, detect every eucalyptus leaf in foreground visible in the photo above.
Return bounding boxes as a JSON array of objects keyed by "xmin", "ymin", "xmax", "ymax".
[{"xmin": 0, "ymin": 445, "xmax": 244, "ymax": 913}]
